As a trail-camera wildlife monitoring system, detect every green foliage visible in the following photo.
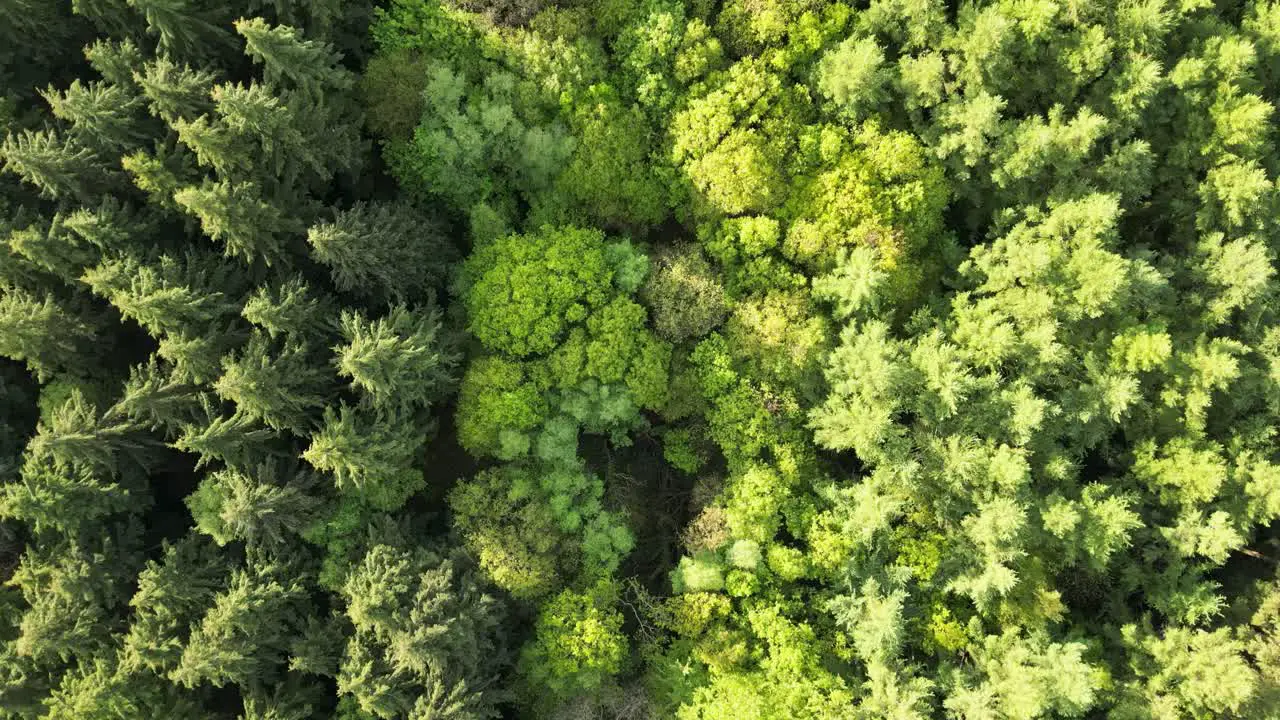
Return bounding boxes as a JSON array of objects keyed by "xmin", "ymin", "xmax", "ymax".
[
  {"xmin": 335, "ymin": 303, "xmax": 459, "ymax": 412},
  {"xmin": 464, "ymin": 225, "xmax": 613, "ymax": 358},
  {"xmin": 308, "ymin": 202, "xmax": 455, "ymax": 303},
  {"xmin": 338, "ymin": 539, "xmax": 509, "ymax": 719},
  {"xmin": 303, "ymin": 405, "xmax": 425, "ymax": 510},
  {"xmin": 641, "ymin": 244, "xmax": 729, "ymax": 342},
  {"xmin": 450, "ymin": 463, "xmax": 634, "ymax": 599},
  {"xmin": 518, "ymin": 582, "xmax": 628, "ymax": 707},
  {"xmin": 186, "ymin": 462, "xmax": 321, "ymax": 548},
  {"xmin": 5, "ymin": 0, "xmax": 1280, "ymax": 718}
]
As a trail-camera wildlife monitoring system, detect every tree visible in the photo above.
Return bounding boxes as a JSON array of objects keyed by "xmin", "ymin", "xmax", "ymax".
[
  {"xmin": 186, "ymin": 462, "xmax": 321, "ymax": 548},
  {"xmin": 175, "ymin": 408, "xmax": 280, "ymax": 470},
  {"xmin": 42, "ymin": 79, "xmax": 150, "ymax": 157},
  {"xmin": 241, "ymin": 275, "xmax": 335, "ymax": 343},
  {"xmin": 213, "ymin": 331, "xmax": 329, "ymax": 433},
  {"xmin": 450, "ymin": 463, "xmax": 633, "ymax": 599},
  {"xmin": 815, "ymin": 36, "xmax": 892, "ymax": 122},
  {"xmin": 518, "ymin": 582, "xmax": 628, "ymax": 709},
  {"xmin": 303, "ymin": 405, "xmax": 424, "ymax": 510},
  {"xmin": 173, "ymin": 179, "xmax": 297, "ymax": 266},
  {"xmin": 81, "ymin": 251, "xmax": 245, "ymax": 337},
  {"xmin": 0, "ymin": 290, "xmax": 102, "ymax": 381},
  {"xmin": 134, "ymin": 56, "xmax": 217, "ymax": 124},
  {"xmin": 463, "ymin": 225, "xmax": 613, "ymax": 358},
  {"xmin": 335, "ymin": 304, "xmax": 459, "ymax": 412},
  {"xmin": 9, "ymin": 533, "xmax": 142, "ymax": 669},
  {"xmin": 640, "ymin": 244, "xmax": 729, "ymax": 343},
  {"xmin": 337, "ymin": 541, "xmax": 509, "ymax": 719},
  {"xmin": 307, "ymin": 202, "xmax": 455, "ymax": 303},
  {"xmin": 236, "ymin": 18, "xmax": 353, "ymax": 98},
  {"xmin": 0, "ymin": 129, "xmax": 110, "ymax": 200},
  {"xmin": 1114, "ymin": 624, "xmax": 1260, "ymax": 718},
  {"xmin": 126, "ymin": 0, "xmax": 233, "ymax": 60},
  {"xmin": 171, "ymin": 562, "xmax": 310, "ymax": 689}
]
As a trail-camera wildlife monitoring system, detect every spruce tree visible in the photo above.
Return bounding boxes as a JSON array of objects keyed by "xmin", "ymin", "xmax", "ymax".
[
  {"xmin": 171, "ymin": 562, "xmax": 309, "ymax": 689},
  {"xmin": 235, "ymin": 18, "xmax": 353, "ymax": 98},
  {"xmin": 307, "ymin": 202, "xmax": 454, "ymax": 302},
  {"xmin": 134, "ymin": 56, "xmax": 217, "ymax": 125},
  {"xmin": 0, "ymin": 129, "xmax": 108, "ymax": 201},
  {"xmin": 303, "ymin": 405, "xmax": 423, "ymax": 510},
  {"xmin": 126, "ymin": 0, "xmax": 233, "ymax": 61},
  {"xmin": 0, "ymin": 290, "xmax": 100, "ymax": 381},
  {"xmin": 335, "ymin": 304, "xmax": 458, "ymax": 412},
  {"xmin": 213, "ymin": 331, "xmax": 328, "ymax": 433},
  {"xmin": 41, "ymin": 80, "xmax": 150, "ymax": 155},
  {"xmin": 173, "ymin": 179, "xmax": 296, "ymax": 266}
]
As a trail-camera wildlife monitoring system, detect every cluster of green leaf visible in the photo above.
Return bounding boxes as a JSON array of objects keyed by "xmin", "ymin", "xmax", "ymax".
[{"xmin": 4, "ymin": 0, "xmax": 1280, "ymax": 718}]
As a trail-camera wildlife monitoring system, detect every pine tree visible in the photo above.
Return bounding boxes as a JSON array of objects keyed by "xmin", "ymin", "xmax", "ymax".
[
  {"xmin": 213, "ymin": 331, "xmax": 328, "ymax": 433},
  {"xmin": 26, "ymin": 388, "xmax": 150, "ymax": 475},
  {"xmin": 121, "ymin": 142, "xmax": 199, "ymax": 212},
  {"xmin": 170, "ymin": 114, "xmax": 250, "ymax": 179},
  {"xmin": 205, "ymin": 82, "xmax": 311, "ymax": 182},
  {"xmin": 335, "ymin": 304, "xmax": 459, "ymax": 412},
  {"xmin": 84, "ymin": 38, "xmax": 144, "ymax": 89},
  {"xmin": 9, "ymin": 533, "xmax": 142, "ymax": 668},
  {"xmin": 0, "ymin": 289, "xmax": 100, "ymax": 381},
  {"xmin": 241, "ymin": 275, "xmax": 335, "ymax": 342},
  {"xmin": 173, "ymin": 179, "xmax": 297, "ymax": 266},
  {"xmin": 109, "ymin": 357, "xmax": 203, "ymax": 433},
  {"xmin": 175, "ymin": 407, "xmax": 280, "ymax": 470},
  {"xmin": 303, "ymin": 405, "xmax": 423, "ymax": 510},
  {"xmin": 7, "ymin": 214, "xmax": 100, "ymax": 278},
  {"xmin": 0, "ymin": 453, "xmax": 135, "ymax": 536},
  {"xmin": 42, "ymin": 655, "xmax": 208, "ymax": 720},
  {"xmin": 60, "ymin": 195, "xmax": 154, "ymax": 257},
  {"xmin": 307, "ymin": 202, "xmax": 455, "ymax": 302},
  {"xmin": 235, "ymin": 18, "xmax": 353, "ymax": 98}
]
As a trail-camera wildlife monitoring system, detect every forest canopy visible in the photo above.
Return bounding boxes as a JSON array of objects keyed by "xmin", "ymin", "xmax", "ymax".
[{"xmin": 1, "ymin": 0, "xmax": 1279, "ymax": 718}]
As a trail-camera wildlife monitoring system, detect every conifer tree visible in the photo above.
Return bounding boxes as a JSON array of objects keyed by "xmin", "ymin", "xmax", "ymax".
[
  {"xmin": 173, "ymin": 179, "xmax": 297, "ymax": 266},
  {"xmin": 25, "ymin": 388, "xmax": 150, "ymax": 476},
  {"xmin": 335, "ymin": 304, "xmax": 458, "ymax": 412},
  {"xmin": 0, "ymin": 290, "xmax": 100, "ymax": 381},
  {"xmin": 307, "ymin": 202, "xmax": 454, "ymax": 302},
  {"xmin": 236, "ymin": 18, "xmax": 353, "ymax": 98},
  {"xmin": 214, "ymin": 331, "xmax": 329, "ymax": 433},
  {"xmin": 134, "ymin": 56, "xmax": 217, "ymax": 125},
  {"xmin": 81, "ymin": 251, "xmax": 244, "ymax": 337},
  {"xmin": 241, "ymin": 276, "xmax": 335, "ymax": 343},
  {"xmin": 0, "ymin": 129, "xmax": 108, "ymax": 201},
  {"xmin": 126, "ymin": 0, "xmax": 233, "ymax": 60},
  {"xmin": 171, "ymin": 562, "xmax": 309, "ymax": 689},
  {"xmin": 175, "ymin": 407, "xmax": 280, "ymax": 470},
  {"xmin": 302, "ymin": 405, "xmax": 423, "ymax": 510},
  {"xmin": 120, "ymin": 536, "xmax": 227, "ymax": 675},
  {"xmin": 337, "ymin": 542, "xmax": 509, "ymax": 719},
  {"xmin": 110, "ymin": 357, "xmax": 203, "ymax": 433},
  {"xmin": 186, "ymin": 462, "xmax": 320, "ymax": 549},
  {"xmin": 41, "ymin": 80, "xmax": 150, "ymax": 155}
]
